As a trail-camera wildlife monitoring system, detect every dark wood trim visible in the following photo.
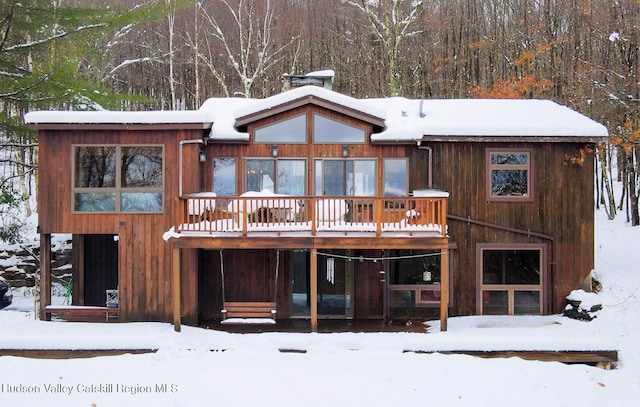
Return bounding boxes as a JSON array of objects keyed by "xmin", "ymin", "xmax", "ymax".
[{"xmin": 170, "ymin": 236, "xmax": 449, "ymax": 250}]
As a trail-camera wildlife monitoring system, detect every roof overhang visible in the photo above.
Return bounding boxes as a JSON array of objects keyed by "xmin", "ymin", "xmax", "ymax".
[{"xmin": 24, "ymin": 110, "xmax": 213, "ymax": 131}]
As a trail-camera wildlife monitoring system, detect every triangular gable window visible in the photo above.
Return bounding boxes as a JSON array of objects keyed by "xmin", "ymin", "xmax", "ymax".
[
  {"xmin": 313, "ymin": 113, "xmax": 366, "ymax": 143},
  {"xmin": 254, "ymin": 114, "xmax": 306, "ymax": 143}
]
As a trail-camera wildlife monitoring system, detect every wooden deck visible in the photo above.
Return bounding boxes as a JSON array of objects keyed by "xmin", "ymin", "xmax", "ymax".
[{"xmin": 176, "ymin": 195, "xmax": 448, "ymax": 238}]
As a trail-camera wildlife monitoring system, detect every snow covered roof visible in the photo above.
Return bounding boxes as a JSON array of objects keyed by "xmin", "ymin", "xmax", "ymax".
[
  {"xmin": 24, "ymin": 110, "xmax": 214, "ymax": 127},
  {"xmin": 24, "ymin": 86, "xmax": 608, "ymax": 142},
  {"xmin": 366, "ymin": 98, "xmax": 608, "ymax": 142}
]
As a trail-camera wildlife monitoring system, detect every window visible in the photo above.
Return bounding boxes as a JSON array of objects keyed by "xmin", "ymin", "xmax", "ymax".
[
  {"xmin": 314, "ymin": 159, "xmax": 375, "ymax": 196},
  {"xmin": 487, "ymin": 149, "xmax": 533, "ymax": 201},
  {"xmin": 254, "ymin": 114, "xmax": 306, "ymax": 143},
  {"xmin": 213, "ymin": 158, "xmax": 236, "ymax": 196},
  {"xmin": 73, "ymin": 145, "xmax": 163, "ymax": 213},
  {"xmin": 383, "ymin": 158, "xmax": 408, "ymax": 197},
  {"xmin": 313, "ymin": 113, "xmax": 366, "ymax": 144},
  {"xmin": 388, "ymin": 250, "xmax": 442, "ymax": 308},
  {"xmin": 478, "ymin": 246, "xmax": 544, "ymax": 315},
  {"xmin": 245, "ymin": 159, "xmax": 306, "ymax": 195}
]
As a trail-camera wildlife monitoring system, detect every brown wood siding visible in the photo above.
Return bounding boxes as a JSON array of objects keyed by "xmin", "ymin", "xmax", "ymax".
[
  {"xmin": 417, "ymin": 141, "xmax": 596, "ymax": 315},
  {"xmin": 353, "ymin": 249, "xmax": 385, "ymax": 319},
  {"xmin": 39, "ymin": 128, "xmax": 205, "ymax": 322},
  {"xmin": 199, "ymin": 249, "xmax": 290, "ymax": 321}
]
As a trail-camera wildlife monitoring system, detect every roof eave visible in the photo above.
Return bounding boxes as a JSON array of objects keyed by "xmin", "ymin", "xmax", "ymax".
[{"xmin": 26, "ymin": 122, "xmax": 212, "ymax": 131}]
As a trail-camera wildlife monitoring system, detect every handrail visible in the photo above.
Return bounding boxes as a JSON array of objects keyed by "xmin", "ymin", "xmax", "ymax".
[{"xmin": 177, "ymin": 195, "xmax": 448, "ymax": 237}]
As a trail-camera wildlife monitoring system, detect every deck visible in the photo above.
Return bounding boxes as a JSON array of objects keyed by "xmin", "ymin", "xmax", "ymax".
[{"xmin": 172, "ymin": 194, "xmax": 448, "ymax": 239}]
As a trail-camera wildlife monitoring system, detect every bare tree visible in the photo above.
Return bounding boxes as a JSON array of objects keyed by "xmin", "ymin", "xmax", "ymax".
[
  {"xmin": 342, "ymin": 0, "xmax": 426, "ymax": 96},
  {"xmin": 197, "ymin": 0, "xmax": 298, "ymax": 98}
]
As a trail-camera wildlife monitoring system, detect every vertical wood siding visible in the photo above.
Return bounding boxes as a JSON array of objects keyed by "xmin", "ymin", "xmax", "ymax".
[
  {"xmin": 417, "ymin": 141, "xmax": 596, "ymax": 314},
  {"xmin": 39, "ymin": 128, "xmax": 204, "ymax": 322}
]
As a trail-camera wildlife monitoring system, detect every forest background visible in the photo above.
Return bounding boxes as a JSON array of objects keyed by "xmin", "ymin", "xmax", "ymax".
[{"xmin": 1, "ymin": 0, "xmax": 639, "ymax": 246}]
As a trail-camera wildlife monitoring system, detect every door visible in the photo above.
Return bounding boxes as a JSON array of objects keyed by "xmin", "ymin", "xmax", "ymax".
[
  {"xmin": 290, "ymin": 250, "xmax": 353, "ymax": 318},
  {"xmin": 82, "ymin": 234, "xmax": 119, "ymax": 306}
]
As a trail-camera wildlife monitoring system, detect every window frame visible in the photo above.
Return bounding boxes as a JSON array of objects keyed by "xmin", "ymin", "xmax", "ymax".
[
  {"xmin": 244, "ymin": 158, "xmax": 307, "ymax": 195},
  {"xmin": 486, "ymin": 148, "xmax": 534, "ymax": 202},
  {"xmin": 253, "ymin": 113, "xmax": 307, "ymax": 144},
  {"xmin": 312, "ymin": 113, "xmax": 367, "ymax": 144},
  {"xmin": 72, "ymin": 144, "xmax": 164, "ymax": 214},
  {"xmin": 212, "ymin": 157, "xmax": 237, "ymax": 197},
  {"xmin": 387, "ymin": 249, "xmax": 444, "ymax": 308},
  {"xmin": 383, "ymin": 157, "xmax": 408, "ymax": 197},
  {"xmin": 314, "ymin": 158, "xmax": 377, "ymax": 196},
  {"xmin": 476, "ymin": 243, "xmax": 547, "ymax": 315}
]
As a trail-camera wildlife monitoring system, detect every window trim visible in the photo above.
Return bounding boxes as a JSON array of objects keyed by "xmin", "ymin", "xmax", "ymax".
[
  {"xmin": 313, "ymin": 158, "xmax": 377, "ymax": 196},
  {"xmin": 486, "ymin": 148, "xmax": 534, "ymax": 202},
  {"xmin": 312, "ymin": 112, "xmax": 367, "ymax": 144},
  {"xmin": 383, "ymin": 157, "xmax": 409, "ymax": 197},
  {"xmin": 476, "ymin": 243, "xmax": 547, "ymax": 315},
  {"xmin": 253, "ymin": 113, "xmax": 307, "ymax": 144},
  {"xmin": 243, "ymin": 157, "xmax": 307, "ymax": 195},
  {"xmin": 72, "ymin": 144, "xmax": 164, "ymax": 214}
]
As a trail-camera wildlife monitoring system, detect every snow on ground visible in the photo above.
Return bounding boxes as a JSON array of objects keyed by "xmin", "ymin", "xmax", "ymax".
[{"xmin": 1, "ymin": 207, "xmax": 639, "ymax": 406}]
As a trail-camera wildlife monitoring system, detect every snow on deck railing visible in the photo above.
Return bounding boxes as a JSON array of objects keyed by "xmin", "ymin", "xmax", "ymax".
[{"xmin": 174, "ymin": 193, "xmax": 448, "ymax": 238}]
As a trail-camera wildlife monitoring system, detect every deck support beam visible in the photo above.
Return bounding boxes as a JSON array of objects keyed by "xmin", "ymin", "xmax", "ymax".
[
  {"xmin": 310, "ymin": 249, "xmax": 318, "ymax": 332},
  {"xmin": 40, "ymin": 233, "xmax": 52, "ymax": 321},
  {"xmin": 172, "ymin": 247, "xmax": 181, "ymax": 332},
  {"xmin": 440, "ymin": 249, "xmax": 449, "ymax": 332}
]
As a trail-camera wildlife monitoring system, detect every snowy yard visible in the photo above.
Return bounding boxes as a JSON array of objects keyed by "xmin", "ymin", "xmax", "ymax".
[{"xmin": 0, "ymin": 207, "xmax": 639, "ymax": 406}]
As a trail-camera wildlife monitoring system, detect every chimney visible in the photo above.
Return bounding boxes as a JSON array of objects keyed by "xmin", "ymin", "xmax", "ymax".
[{"xmin": 282, "ymin": 70, "xmax": 334, "ymax": 92}]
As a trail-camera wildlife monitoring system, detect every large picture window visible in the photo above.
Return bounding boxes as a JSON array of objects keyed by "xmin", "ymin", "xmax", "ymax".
[
  {"xmin": 73, "ymin": 145, "xmax": 163, "ymax": 213},
  {"xmin": 487, "ymin": 149, "xmax": 533, "ymax": 201},
  {"xmin": 478, "ymin": 245, "xmax": 544, "ymax": 315},
  {"xmin": 245, "ymin": 159, "xmax": 306, "ymax": 195},
  {"xmin": 314, "ymin": 159, "xmax": 375, "ymax": 196}
]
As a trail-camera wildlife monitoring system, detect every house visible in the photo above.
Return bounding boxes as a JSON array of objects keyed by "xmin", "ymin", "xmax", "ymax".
[{"xmin": 24, "ymin": 75, "xmax": 608, "ymax": 332}]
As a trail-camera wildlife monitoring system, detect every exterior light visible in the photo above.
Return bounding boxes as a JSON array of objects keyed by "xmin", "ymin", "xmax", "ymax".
[
  {"xmin": 272, "ymin": 144, "xmax": 278, "ymax": 157},
  {"xmin": 342, "ymin": 144, "xmax": 349, "ymax": 157},
  {"xmin": 199, "ymin": 148, "xmax": 206, "ymax": 163}
]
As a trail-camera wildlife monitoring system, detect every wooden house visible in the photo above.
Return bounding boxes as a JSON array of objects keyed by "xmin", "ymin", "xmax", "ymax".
[{"xmin": 25, "ymin": 78, "xmax": 607, "ymax": 332}]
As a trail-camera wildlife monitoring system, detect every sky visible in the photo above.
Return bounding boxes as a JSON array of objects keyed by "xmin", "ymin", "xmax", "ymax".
[{"xmin": 0, "ymin": 196, "xmax": 638, "ymax": 406}]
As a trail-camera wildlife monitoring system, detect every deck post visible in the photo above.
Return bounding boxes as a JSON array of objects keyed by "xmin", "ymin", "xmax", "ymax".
[
  {"xmin": 310, "ymin": 249, "xmax": 318, "ymax": 332},
  {"xmin": 40, "ymin": 233, "xmax": 52, "ymax": 321},
  {"xmin": 172, "ymin": 247, "xmax": 181, "ymax": 332},
  {"xmin": 440, "ymin": 248, "xmax": 449, "ymax": 332}
]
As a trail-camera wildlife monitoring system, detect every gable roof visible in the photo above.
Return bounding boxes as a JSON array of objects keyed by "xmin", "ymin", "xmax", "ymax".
[{"xmin": 24, "ymin": 86, "xmax": 608, "ymax": 142}]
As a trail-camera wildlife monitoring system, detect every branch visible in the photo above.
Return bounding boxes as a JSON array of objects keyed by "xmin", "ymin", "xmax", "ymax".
[{"xmin": 4, "ymin": 23, "xmax": 107, "ymax": 53}]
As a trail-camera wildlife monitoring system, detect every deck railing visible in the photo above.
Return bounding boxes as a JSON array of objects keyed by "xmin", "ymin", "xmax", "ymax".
[{"xmin": 176, "ymin": 194, "xmax": 448, "ymax": 237}]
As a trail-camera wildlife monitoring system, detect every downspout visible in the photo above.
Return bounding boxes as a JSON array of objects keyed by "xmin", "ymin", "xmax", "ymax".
[{"xmin": 447, "ymin": 214, "xmax": 556, "ymax": 314}]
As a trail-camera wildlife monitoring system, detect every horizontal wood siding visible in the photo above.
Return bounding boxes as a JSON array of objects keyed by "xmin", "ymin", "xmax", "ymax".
[{"xmin": 419, "ymin": 142, "xmax": 596, "ymax": 314}]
